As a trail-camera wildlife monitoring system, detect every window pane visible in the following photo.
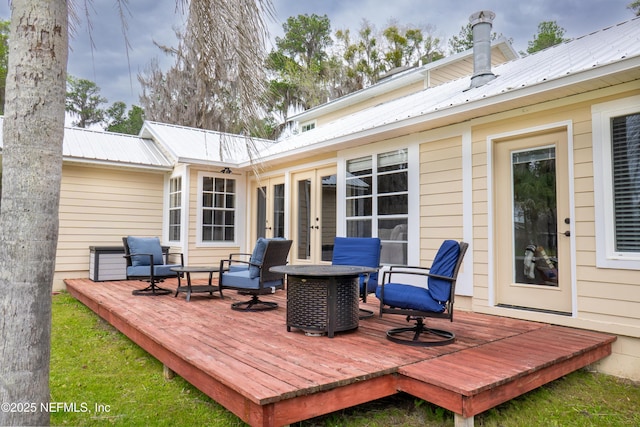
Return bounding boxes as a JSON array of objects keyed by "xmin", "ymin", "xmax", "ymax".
[
  {"xmin": 347, "ymin": 156, "xmax": 372, "ymax": 176},
  {"xmin": 214, "ymin": 194, "xmax": 225, "ymax": 208},
  {"xmin": 214, "ymin": 178, "xmax": 225, "ymax": 192},
  {"xmin": 202, "ymin": 193, "xmax": 213, "ymax": 208},
  {"xmin": 202, "ymin": 177, "xmax": 213, "ymax": 192},
  {"xmin": 273, "ymin": 184, "xmax": 285, "ymax": 238},
  {"xmin": 202, "ymin": 226, "xmax": 212, "ymax": 241},
  {"xmin": 612, "ymin": 113, "xmax": 640, "ymax": 252},
  {"xmin": 346, "ymin": 176, "xmax": 372, "ymax": 196},
  {"xmin": 378, "ymin": 149, "xmax": 408, "ymax": 172},
  {"xmin": 378, "ymin": 171, "xmax": 407, "ymax": 193},
  {"xmin": 203, "ymin": 210, "xmax": 213, "ymax": 225},
  {"xmin": 346, "ymin": 219, "xmax": 371, "ymax": 237},
  {"xmin": 346, "ymin": 197, "xmax": 372, "ymax": 217},
  {"xmin": 378, "ymin": 194, "xmax": 408, "ymax": 215}
]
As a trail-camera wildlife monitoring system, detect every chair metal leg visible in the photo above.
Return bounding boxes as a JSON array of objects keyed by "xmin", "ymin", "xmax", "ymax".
[
  {"xmin": 386, "ymin": 317, "xmax": 455, "ymax": 347},
  {"xmin": 231, "ymin": 295, "xmax": 278, "ymax": 311},
  {"xmin": 132, "ymin": 281, "xmax": 172, "ymax": 296}
]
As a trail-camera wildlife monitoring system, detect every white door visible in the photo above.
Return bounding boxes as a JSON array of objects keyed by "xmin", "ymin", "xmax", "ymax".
[
  {"xmin": 494, "ymin": 130, "xmax": 572, "ymax": 314},
  {"xmin": 291, "ymin": 167, "xmax": 336, "ymax": 264}
]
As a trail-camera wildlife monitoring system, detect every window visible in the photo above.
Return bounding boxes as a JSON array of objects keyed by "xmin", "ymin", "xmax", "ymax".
[
  {"xmin": 168, "ymin": 177, "xmax": 182, "ymax": 241},
  {"xmin": 301, "ymin": 121, "xmax": 316, "ymax": 132},
  {"xmin": 592, "ymin": 96, "xmax": 640, "ymax": 268},
  {"xmin": 201, "ymin": 175, "xmax": 236, "ymax": 242},
  {"xmin": 346, "ymin": 148, "xmax": 408, "ymax": 264},
  {"xmin": 611, "ymin": 113, "xmax": 640, "ymax": 252}
]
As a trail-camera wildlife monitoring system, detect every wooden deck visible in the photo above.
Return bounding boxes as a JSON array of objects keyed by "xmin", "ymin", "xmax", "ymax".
[{"xmin": 65, "ymin": 278, "xmax": 616, "ymax": 427}]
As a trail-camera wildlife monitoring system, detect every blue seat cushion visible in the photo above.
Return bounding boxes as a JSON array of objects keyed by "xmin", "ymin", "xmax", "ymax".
[
  {"xmin": 332, "ymin": 237, "xmax": 381, "ymax": 293},
  {"xmin": 428, "ymin": 240, "xmax": 460, "ymax": 302},
  {"xmin": 127, "ymin": 264, "xmax": 181, "ymax": 278},
  {"xmin": 127, "ymin": 236, "xmax": 164, "ymax": 266},
  {"xmin": 220, "ymin": 269, "xmax": 283, "ymax": 290},
  {"xmin": 249, "ymin": 238, "xmax": 269, "ymax": 278},
  {"xmin": 376, "ymin": 283, "xmax": 445, "ymax": 313}
]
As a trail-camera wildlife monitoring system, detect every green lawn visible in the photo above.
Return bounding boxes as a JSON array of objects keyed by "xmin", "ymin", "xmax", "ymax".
[{"xmin": 50, "ymin": 292, "xmax": 640, "ymax": 426}]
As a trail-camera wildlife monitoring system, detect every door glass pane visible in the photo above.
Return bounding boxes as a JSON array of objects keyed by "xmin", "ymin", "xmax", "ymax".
[
  {"xmin": 273, "ymin": 184, "xmax": 285, "ymax": 238},
  {"xmin": 321, "ymin": 174, "xmax": 337, "ymax": 262},
  {"xmin": 256, "ymin": 187, "xmax": 266, "ymax": 239},
  {"xmin": 297, "ymin": 179, "xmax": 311, "ymax": 259},
  {"xmin": 512, "ymin": 147, "xmax": 559, "ymax": 286}
]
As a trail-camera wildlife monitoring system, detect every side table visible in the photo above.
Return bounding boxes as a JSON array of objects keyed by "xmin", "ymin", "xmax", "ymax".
[{"xmin": 171, "ymin": 266, "xmax": 221, "ymax": 302}]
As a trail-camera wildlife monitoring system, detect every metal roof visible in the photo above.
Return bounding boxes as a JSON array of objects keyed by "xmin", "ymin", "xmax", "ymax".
[
  {"xmin": 261, "ymin": 17, "xmax": 640, "ymax": 162},
  {"xmin": 140, "ymin": 121, "xmax": 276, "ymax": 166},
  {"xmin": 0, "ymin": 118, "xmax": 173, "ymax": 170}
]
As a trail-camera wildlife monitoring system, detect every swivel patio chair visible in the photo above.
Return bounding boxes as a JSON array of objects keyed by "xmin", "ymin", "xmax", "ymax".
[
  {"xmin": 122, "ymin": 236, "xmax": 184, "ymax": 296},
  {"xmin": 219, "ymin": 238, "xmax": 292, "ymax": 311},
  {"xmin": 331, "ymin": 237, "xmax": 381, "ymax": 318},
  {"xmin": 376, "ymin": 240, "xmax": 468, "ymax": 346}
]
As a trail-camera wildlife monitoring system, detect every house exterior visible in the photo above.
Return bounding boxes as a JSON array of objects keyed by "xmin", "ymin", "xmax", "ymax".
[{"xmin": 1, "ymin": 12, "xmax": 639, "ymax": 381}]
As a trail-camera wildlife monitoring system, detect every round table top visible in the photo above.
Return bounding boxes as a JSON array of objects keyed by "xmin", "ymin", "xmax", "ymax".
[
  {"xmin": 270, "ymin": 264, "xmax": 377, "ymax": 277},
  {"xmin": 170, "ymin": 266, "xmax": 220, "ymax": 273}
]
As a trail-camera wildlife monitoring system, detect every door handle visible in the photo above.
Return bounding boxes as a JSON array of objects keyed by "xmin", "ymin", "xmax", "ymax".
[{"xmin": 563, "ymin": 230, "xmax": 570, "ymax": 237}]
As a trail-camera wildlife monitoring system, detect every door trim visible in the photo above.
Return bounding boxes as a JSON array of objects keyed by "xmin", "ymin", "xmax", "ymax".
[{"xmin": 486, "ymin": 121, "xmax": 576, "ymax": 317}]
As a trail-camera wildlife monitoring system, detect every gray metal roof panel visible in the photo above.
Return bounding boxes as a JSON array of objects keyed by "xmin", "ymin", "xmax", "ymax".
[{"xmin": 0, "ymin": 118, "xmax": 173, "ymax": 169}]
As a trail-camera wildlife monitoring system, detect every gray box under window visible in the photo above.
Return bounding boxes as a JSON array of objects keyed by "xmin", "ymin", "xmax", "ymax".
[{"xmin": 89, "ymin": 246, "xmax": 127, "ymax": 281}]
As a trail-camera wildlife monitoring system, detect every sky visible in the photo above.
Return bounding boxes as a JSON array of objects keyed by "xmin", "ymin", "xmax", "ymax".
[{"xmin": 0, "ymin": 0, "xmax": 636, "ymax": 112}]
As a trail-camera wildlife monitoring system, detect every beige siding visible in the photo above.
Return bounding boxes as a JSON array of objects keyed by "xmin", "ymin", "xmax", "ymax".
[
  {"xmin": 419, "ymin": 136, "xmax": 464, "ymax": 264},
  {"xmin": 56, "ymin": 164, "xmax": 167, "ymax": 289},
  {"xmin": 468, "ymin": 89, "xmax": 640, "ymax": 355},
  {"xmin": 316, "ymin": 82, "xmax": 424, "ymax": 127}
]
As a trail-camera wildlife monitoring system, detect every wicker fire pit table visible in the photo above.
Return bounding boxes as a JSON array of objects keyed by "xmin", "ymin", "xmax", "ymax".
[{"xmin": 270, "ymin": 264, "xmax": 377, "ymax": 338}]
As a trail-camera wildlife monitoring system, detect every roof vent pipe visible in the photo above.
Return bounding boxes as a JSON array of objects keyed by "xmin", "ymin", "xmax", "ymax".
[{"xmin": 469, "ymin": 10, "xmax": 496, "ymax": 88}]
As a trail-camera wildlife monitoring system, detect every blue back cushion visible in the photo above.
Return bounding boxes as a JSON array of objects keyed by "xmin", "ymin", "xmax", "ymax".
[
  {"xmin": 428, "ymin": 240, "xmax": 460, "ymax": 302},
  {"xmin": 332, "ymin": 237, "xmax": 381, "ymax": 290},
  {"xmin": 249, "ymin": 238, "xmax": 269, "ymax": 279},
  {"xmin": 127, "ymin": 236, "xmax": 164, "ymax": 267}
]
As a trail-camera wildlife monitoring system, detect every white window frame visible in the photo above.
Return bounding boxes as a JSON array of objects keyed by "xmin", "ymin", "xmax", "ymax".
[
  {"xmin": 301, "ymin": 121, "xmax": 316, "ymax": 133},
  {"xmin": 196, "ymin": 171, "xmax": 245, "ymax": 246},
  {"xmin": 339, "ymin": 144, "xmax": 420, "ymax": 266},
  {"xmin": 167, "ymin": 175, "xmax": 183, "ymax": 243},
  {"xmin": 592, "ymin": 95, "xmax": 640, "ymax": 269}
]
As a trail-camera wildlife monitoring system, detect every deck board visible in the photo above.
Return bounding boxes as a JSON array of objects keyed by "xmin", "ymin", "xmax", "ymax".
[{"xmin": 65, "ymin": 278, "xmax": 615, "ymax": 426}]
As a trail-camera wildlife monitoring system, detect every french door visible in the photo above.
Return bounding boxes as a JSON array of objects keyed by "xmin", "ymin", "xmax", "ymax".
[
  {"xmin": 494, "ymin": 130, "xmax": 572, "ymax": 314},
  {"xmin": 291, "ymin": 167, "xmax": 337, "ymax": 264},
  {"xmin": 251, "ymin": 176, "xmax": 286, "ymax": 242}
]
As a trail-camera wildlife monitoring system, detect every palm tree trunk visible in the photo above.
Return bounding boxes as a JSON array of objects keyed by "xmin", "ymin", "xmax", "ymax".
[{"xmin": 0, "ymin": 1, "xmax": 68, "ymax": 425}]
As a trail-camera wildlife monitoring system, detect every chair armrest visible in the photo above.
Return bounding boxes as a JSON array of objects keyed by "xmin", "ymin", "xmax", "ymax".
[
  {"xmin": 123, "ymin": 253, "xmax": 154, "ymax": 265},
  {"xmin": 219, "ymin": 258, "xmax": 260, "ymax": 271}
]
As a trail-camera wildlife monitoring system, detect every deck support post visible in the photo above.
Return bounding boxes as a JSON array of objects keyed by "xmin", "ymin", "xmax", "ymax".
[
  {"xmin": 454, "ymin": 413, "xmax": 474, "ymax": 427},
  {"xmin": 163, "ymin": 364, "xmax": 175, "ymax": 380}
]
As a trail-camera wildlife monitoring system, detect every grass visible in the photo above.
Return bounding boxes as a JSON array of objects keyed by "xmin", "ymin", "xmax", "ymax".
[{"xmin": 50, "ymin": 292, "xmax": 640, "ymax": 426}]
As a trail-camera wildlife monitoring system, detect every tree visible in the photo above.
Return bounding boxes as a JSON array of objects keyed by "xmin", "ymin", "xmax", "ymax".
[
  {"xmin": 104, "ymin": 102, "xmax": 145, "ymax": 135},
  {"xmin": 265, "ymin": 14, "xmax": 335, "ymax": 123},
  {"xmin": 0, "ymin": 1, "xmax": 272, "ymax": 425},
  {"xmin": 0, "ymin": 1, "xmax": 68, "ymax": 426},
  {"xmin": 65, "ymin": 75, "xmax": 108, "ymax": 128},
  {"xmin": 448, "ymin": 23, "xmax": 474, "ymax": 53},
  {"xmin": 0, "ymin": 20, "xmax": 9, "ymax": 115},
  {"xmin": 527, "ymin": 21, "xmax": 569, "ymax": 54},
  {"xmin": 139, "ymin": 0, "xmax": 270, "ymax": 140},
  {"xmin": 628, "ymin": 0, "xmax": 640, "ymax": 15}
]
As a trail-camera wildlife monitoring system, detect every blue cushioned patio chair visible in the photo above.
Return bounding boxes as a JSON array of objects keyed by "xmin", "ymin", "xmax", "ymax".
[
  {"xmin": 219, "ymin": 238, "xmax": 292, "ymax": 311},
  {"xmin": 376, "ymin": 240, "xmax": 468, "ymax": 346},
  {"xmin": 331, "ymin": 237, "xmax": 381, "ymax": 318},
  {"xmin": 123, "ymin": 236, "xmax": 184, "ymax": 296}
]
